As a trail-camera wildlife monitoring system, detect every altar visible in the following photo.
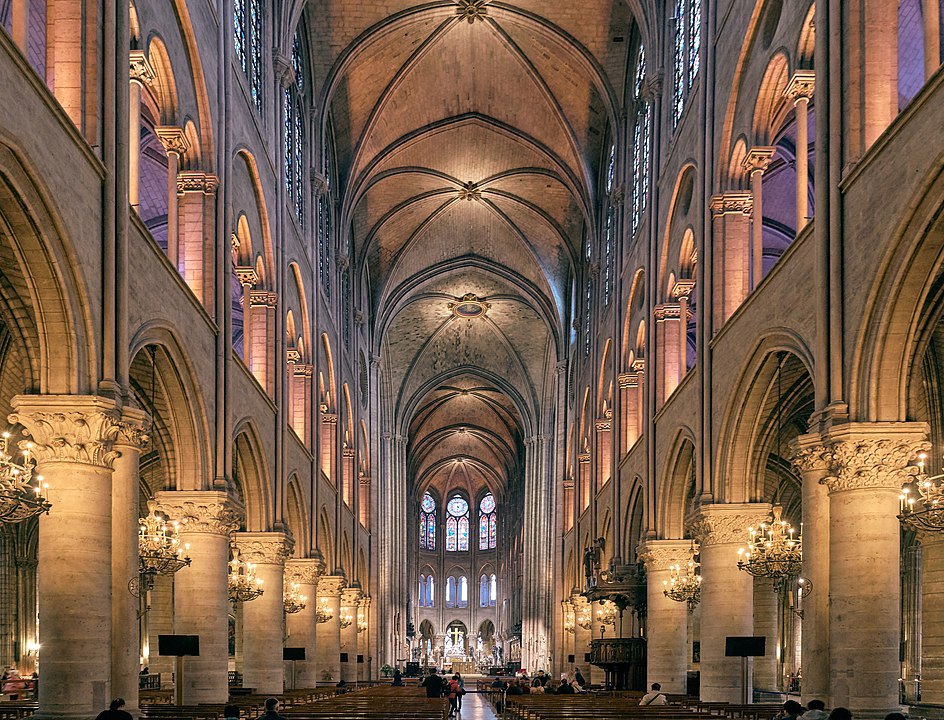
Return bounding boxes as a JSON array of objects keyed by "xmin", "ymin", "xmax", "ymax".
[{"xmin": 447, "ymin": 660, "xmax": 476, "ymax": 675}]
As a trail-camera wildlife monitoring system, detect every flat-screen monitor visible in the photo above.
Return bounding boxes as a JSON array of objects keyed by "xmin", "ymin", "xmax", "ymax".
[
  {"xmin": 725, "ymin": 636, "xmax": 765, "ymax": 657},
  {"xmin": 158, "ymin": 634, "xmax": 200, "ymax": 656},
  {"xmin": 283, "ymin": 647, "xmax": 305, "ymax": 660}
]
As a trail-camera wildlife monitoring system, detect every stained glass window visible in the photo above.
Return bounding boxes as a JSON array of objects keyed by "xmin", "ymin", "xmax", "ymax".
[
  {"xmin": 672, "ymin": 0, "xmax": 701, "ymax": 128},
  {"xmin": 419, "ymin": 575, "xmax": 426, "ymax": 607},
  {"xmin": 446, "ymin": 516, "xmax": 458, "ymax": 551},
  {"xmin": 234, "ymin": 0, "xmax": 247, "ymax": 75},
  {"xmin": 234, "ymin": 0, "xmax": 263, "ymax": 112},
  {"xmin": 480, "ymin": 575, "xmax": 489, "ymax": 607},
  {"xmin": 632, "ymin": 46, "xmax": 651, "ymax": 236},
  {"xmin": 283, "ymin": 33, "xmax": 305, "ymax": 223},
  {"xmin": 689, "ymin": 0, "xmax": 701, "ymax": 89},
  {"xmin": 420, "ymin": 492, "xmax": 436, "ymax": 550},
  {"xmin": 458, "ymin": 576, "xmax": 468, "ymax": 608},
  {"xmin": 447, "ymin": 497, "xmax": 468, "ymax": 516},
  {"xmin": 427, "ymin": 575, "xmax": 434, "ymax": 607},
  {"xmin": 584, "ymin": 276, "xmax": 592, "ymax": 358},
  {"xmin": 446, "ymin": 495, "xmax": 469, "ymax": 551},
  {"xmin": 318, "ymin": 195, "xmax": 331, "ymax": 296},
  {"xmin": 489, "ymin": 514, "xmax": 496, "ymax": 548},
  {"xmin": 672, "ymin": 0, "xmax": 685, "ymax": 126},
  {"xmin": 479, "ymin": 493, "xmax": 497, "ymax": 550},
  {"xmin": 490, "ymin": 573, "xmax": 497, "ymax": 606}
]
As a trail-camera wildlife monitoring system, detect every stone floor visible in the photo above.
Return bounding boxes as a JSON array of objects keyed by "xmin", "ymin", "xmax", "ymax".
[{"xmin": 452, "ymin": 692, "xmax": 498, "ymax": 720}]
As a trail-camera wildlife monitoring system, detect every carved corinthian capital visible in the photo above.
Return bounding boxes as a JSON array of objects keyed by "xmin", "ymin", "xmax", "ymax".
[
  {"xmin": 317, "ymin": 575, "xmax": 346, "ymax": 598},
  {"xmin": 233, "ymin": 531, "xmax": 294, "ymax": 565},
  {"xmin": 114, "ymin": 407, "xmax": 151, "ymax": 450},
  {"xmin": 637, "ymin": 539, "xmax": 696, "ymax": 571},
  {"xmin": 686, "ymin": 503, "xmax": 771, "ymax": 546},
  {"xmin": 286, "ymin": 557, "xmax": 324, "ymax": 585},
  {"xmin": 821, "ymin": 427, "xmax": 930, "ymax": 493},
  {"xmin": 9, "ymin": 395, "xmax": 123, "ymax": 469},
  {"xmin": 155, "ymin": 490, "xmax": 243, "ymax": 536},
  {"xmin": 789, "ymin": 435, "xmax": 831, "ymax": 474}
]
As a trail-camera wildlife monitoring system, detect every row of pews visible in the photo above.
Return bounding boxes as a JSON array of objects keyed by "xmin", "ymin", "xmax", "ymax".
[
  {"xmin": 0, "ymin": 686, "xmax": 448, "ymax": 720},
  {"xmin": 477, "ymin": 686, "xmax": 785, "ymax": 720}
]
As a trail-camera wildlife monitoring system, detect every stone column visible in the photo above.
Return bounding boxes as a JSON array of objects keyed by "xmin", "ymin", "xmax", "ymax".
[
  {"xmin": 577, "ymin": 453, "xmax": 591, "ymax": 513},
  {"xmin": 823, "ymin": 425, "xmax": 928, "ymax": 716},
  {"xmin": 111, "ymin": 409, "xmax": 150, "ymax": 711},
  {"xmin": 709, "ymin": 193, "xmax": 753, "ymax": 326},
  {"xmin": 743, "ymin": 147, "xmax": 775, "ymax": 289},
  {"xmin": 146, "ymin": 573, "xmax": 175, "ymax": 677},
  {"xmin": 618, "ymin": 370, "xmax": 642, "ymax": 453},
  {"xmin": 127, "ymin": 51, "xmax": 154, "ymax": 211},
  {"xmin": 918, "ymin": 533, "xmax": 944, "ymax": 702},
  {"xmin": 357, "ymin": 597, "xmax": 371, "ymax": 681},
  {"xmin": 752, "ymin": 577, "xmax": 779, "ymax": 692},
  {"xmin": 784, "ymin": 72, "xmax": 815, "ymax": 233},
  {"xmin": 176, "ymin": 172, "xmax": 219, "ymax": 305},
  {"xmin": 638, "ymin": 539, "xmax": 693, "ymax": 693},
  {"xmin": 155, "ymin": 127, "xmax": 189, "ymax": 267},
  {"xmin": 688, "ymin": 503, "xmax": 770, "ymax": 702},
  {"xmin": 922, "ymin": 0, "xmax": 942, "ymax": 78},
  {"xmin": 316, "ymin": 576, "xmax": 345, "ymax": 683},
  {"xmin": 234, "ymin": 267, "xmax": 258, "ymax": 364},
  {"xmin": 234, "ymin": 532, "xmax": 293, "ymax": 693},
  {"xmin": 790, "ymin": 436, "xmax": 831, "ymax": 703},
  {"xmin": 285, "ymin": 558, "xmax": 323, "ymax": 689},
  {"xmin": 10, "ymin": 395, "xmax": 123, "ymax": 720},
  {"xmin": 340, "ymin": 587, "xmax": 361, "ymax": 682},
  {"xmin": 572, "ymin": 595, "xmax": 593, "ymax": 684},
  {"xmin": 595, "ymin": 418, "xmax": 612, "ymax": 490},
  {"xmin": 156, "ymin": 491, "xmax": 241, "ymax": 703}
]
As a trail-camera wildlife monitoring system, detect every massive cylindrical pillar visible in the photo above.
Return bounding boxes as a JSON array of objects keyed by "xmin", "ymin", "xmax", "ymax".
[
  {"xmin": 285, "ymin": 558, "xmax": 323, "ymax": 688},
  {"xmin": 235, "ymin": 532, "xmax": 293, "ymax": 693},
  {"xmin": 638, "ymin": 540, "xmax": 693, "ymax": 694},
  {"xmin": 156, "ymin": 491, "xmax": 240, "ymax": 703},
  {"xmin": 11, "ymin": 396, "xmax": 122, "ymax": 720},
  {"xmin": 315, "ymin": 576, "xmax": 345, "ymax": 683},
  {"xmin": 824, "ymin": 426, "xmax": 928, "ymax": 717},
  {"xmin": 689, "ymin": 503, "xmax": 769, "ymax": 703},
  {"xmin": 111, "ymin": 409, "xmax": 149, "ymax": 711},
  {"xmin": 790, "ymin": 436, "xmax": 830, "ymax": 704},
  {"xmin": 340, "ymin": 587, "xmax": 361, "ymax": 682}
]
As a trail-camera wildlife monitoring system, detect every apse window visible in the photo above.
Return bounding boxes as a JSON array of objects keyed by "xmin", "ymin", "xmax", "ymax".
[{"xmin": 446, "ymin": 495, "xmax": 470, "ymax": 551}]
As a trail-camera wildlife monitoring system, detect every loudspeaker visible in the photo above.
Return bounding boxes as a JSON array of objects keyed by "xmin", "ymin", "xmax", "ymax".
[
  {"xmin": 584, "ymin": 653, "xmax": 591, "ymax": 663},
  {"xmin": 340, "ymin": 652, "xmax": 349, "ymax": 663},
  {"xmin": 158, "ymin": 634, "xmax": 200, "ymax": 656},
  {"xmin": 567, "ymin": 655, "xmax": 575, "ymax": 664},
  {"xmin": 357, "ymin": 655, "xmax": 364, "ymax": 663},
  {"xmin": 283, "ymin": 647, "xmax": 305, "ymax": 661},
  {"xmin": 725, "ymin": 636, "xmax": 765, "ymax": 657}
]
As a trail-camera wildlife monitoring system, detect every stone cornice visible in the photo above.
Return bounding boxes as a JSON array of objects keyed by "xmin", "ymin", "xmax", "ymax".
[
  {"xmin": 686, "ymin": 503, "xmax": 770, "ymax": 546},
  {"xmin": 249, "ymin": 290, "xmax": 278, "ymax": 307},
  {"xmin": 672, "ymin": 279, "xmax": 696, "ymax": 299},
  {"xmin": 9, "ymin": 395, "xmax": 123, "ymax": 468},
  {"xmin": 176, "ymin": 171, "xmax": 219, "ymax": 195},
  {"xmin": 595, "ymin": 419, "xmax": 611, "ymax": 432},
  {"xmin": 820, "ymin": 423, "xmax": 930, "ymax": 493},
  {"xmin": 710, "ymin": 192, "xmax": 753, "ymax": 217},
  {"xmin": 234, "ymin": 531, "xmax": 294, "ymax": 565},
  {"xmin": 318, "ymin": 575, "xmax": 346, "ymax": 597},
  {"xmin": 155, "ymin": 490, "xmax": 243, "ymax": 536},
  {"xmin": 577, "ymin": 453, "xmax": 591, "ymax": 464},
  {"xmin": 285, "ymin": 557, "xmax": 324, "ymax": 585},
  {"xmin": 637, "ymin": 539, "xmax": 697, "ymax": 571},
  {"xmin": 617, "ymin": 371, "xmax": 640, "ymax": 388}
]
